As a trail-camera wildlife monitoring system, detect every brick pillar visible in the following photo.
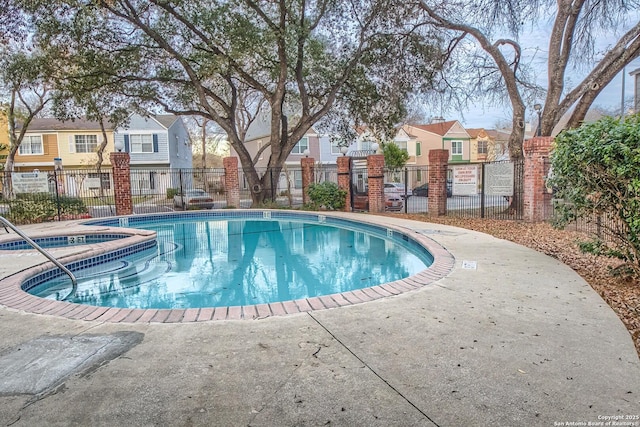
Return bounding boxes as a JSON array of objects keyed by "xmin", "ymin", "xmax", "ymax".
[
  {"xmin": 523, "ymin": 136, "xmax": 552, "ymax": 222},
  {"xmin": 428, "ymin": 149, "xmax": 449, "ymax": 216},
  {"xmin": 367, "ymin": 154, "xmax": 385, "ymax": 213},
  {"xmin": 301, "ymin": 157, "xmax": 315, "ymax": 205},
  {"xmin": 337, "ymin": 156, "xmax": 351, "ymax": 212},
  {"xmin": 223, "ymin": 156, "xmax": 240, "ymax": 209},
  {"xmin": 110, "ymin": 152, "xmax": 133, "ymax": 216}
]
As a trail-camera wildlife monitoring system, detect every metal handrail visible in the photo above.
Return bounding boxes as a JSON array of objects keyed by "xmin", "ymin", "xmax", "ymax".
[{"xmin": 0, "ymin": 216, "xmax": 77, "ymax": 300}]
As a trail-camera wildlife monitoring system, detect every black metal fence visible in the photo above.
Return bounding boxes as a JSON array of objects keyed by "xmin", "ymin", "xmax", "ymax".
[
  {"xmin": 540, "ymin": 158, "xmax": 621, "ymax": 242},
  {"xmin": 381, "ymin": 161, "xmax": 524, "ymax": 219},
  {"xmin": 0, "ymin": 160, "xmax": 529, "ymax": 224},
  {"xmin": 0, "ymin": 166, "xmax": 329, "ymax": 224},
  {"xmin": 0, "ymin": 168, "xmax": 230, "ymax": 224}
]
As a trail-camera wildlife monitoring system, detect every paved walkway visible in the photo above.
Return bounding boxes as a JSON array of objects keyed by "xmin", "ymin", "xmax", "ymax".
[{"xmin": 0, "ymin": 213, "xmax": 638, "ymax": 426}]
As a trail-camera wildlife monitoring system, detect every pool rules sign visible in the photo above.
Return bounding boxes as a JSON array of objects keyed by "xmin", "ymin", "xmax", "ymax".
[
  {"xmin": 452, "ymin": 165, "xmax": 478, "ymax": 196},
  {"xmin": 484, "ymin": 162, "xmax": 514, "ymax": 197},
  {"xmin": 12, "ymin": 171, "xmax": 49, "ymax": 194}
]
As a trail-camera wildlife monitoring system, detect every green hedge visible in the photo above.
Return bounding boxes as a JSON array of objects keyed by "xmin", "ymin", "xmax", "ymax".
[
  {"xmin": 307, "ymin": 182, "xmax": 347, "ymax": 210},
  {"xmin": 7, "ymin": 194, "xmax": 88, "ymax": 224},
  {"xmin": 550, "ymin": 113, "xmax": 640, "ymax": 278}
]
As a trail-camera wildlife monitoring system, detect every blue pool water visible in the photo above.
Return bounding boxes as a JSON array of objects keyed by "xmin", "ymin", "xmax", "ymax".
[{"xmin": 26, "ymin": 213, "xmax": 433, "ymax": 309}]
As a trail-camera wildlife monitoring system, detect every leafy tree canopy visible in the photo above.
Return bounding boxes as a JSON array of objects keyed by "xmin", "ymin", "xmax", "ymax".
[{"xmin": 16, "ymin": 0, "xmax": 443, "ymax": 203}]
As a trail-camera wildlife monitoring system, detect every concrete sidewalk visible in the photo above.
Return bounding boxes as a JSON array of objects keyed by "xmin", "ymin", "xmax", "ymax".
[{"xmin": 0, "ymin": 214, "xmax": 638, "ymax": 426}]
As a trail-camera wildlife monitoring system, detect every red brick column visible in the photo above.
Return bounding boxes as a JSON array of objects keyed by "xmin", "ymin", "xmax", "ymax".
[
  {"xmin": 428, "ymin": 149, "xmax": 449, "ymax": 216},
  {"xmin": 110, "ymin": 152, "xmax": 133, "ymax": 216},
  {"xmin": 301, "ymin": 157, "xmax": 315, "ymax": 205},
  {"xmin": 367, "ymin": 154, "xmax": 385, "ymax": 213},
  {"xmin": 523, "ymin": 137, "xmax": 552, "ymax": 222},
  {"xmin": 337, "ymin": 156, "xmax": 351, "ymax": 212},
  {"xmin": 223, "ymin": 157, "xmax": 240, "ymax": 209}
]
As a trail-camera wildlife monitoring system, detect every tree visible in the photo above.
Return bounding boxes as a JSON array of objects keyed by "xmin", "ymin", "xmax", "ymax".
[
  {"xmin": 23, "ymin": 0, "xmax": 442, "ymax": 205},
  {"xmin": 550, "ymin": 113, "xmax": 640, "ymax": 279},
  {"xmin": 0, "ymin": 49, "xmax": 54, "ymax": 198},
  {"xmin": 383, "ymin": 142, "xmax": 410, "ymax": 171},
  {"xmin": 49, "ymin": 76, "xmax": 131, "ymax": 173},
  {"xmin": 416, "ymin": 0, "xmax": 640, "ymax": 159}
]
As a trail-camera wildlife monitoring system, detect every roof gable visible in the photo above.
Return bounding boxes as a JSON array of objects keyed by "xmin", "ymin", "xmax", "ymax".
[
  {"xmin": 411, "ymin": 120, "xmax": 458, "ymax": 136},
  {"xmin": 153, "ymin": 115, "xmax": 178, "ymax": 129},
  {"xmin": 467, "ymin": 128, "xmax": 489, "ymax": 138}
]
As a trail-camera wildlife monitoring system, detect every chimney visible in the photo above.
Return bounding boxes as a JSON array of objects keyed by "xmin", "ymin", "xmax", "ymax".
[{"xmin": 431, "ymin": 116, "xmax": 445, "ymax": 123}]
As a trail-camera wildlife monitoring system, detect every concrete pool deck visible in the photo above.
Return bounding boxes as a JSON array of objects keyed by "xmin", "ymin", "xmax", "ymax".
[{"xmin": 0, "ymin": 212, "xmax": 638, "ymax": 426}]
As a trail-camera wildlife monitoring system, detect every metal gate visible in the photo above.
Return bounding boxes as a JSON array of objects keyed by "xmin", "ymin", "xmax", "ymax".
[{"xmin": 349, "ymin": 154, "xmax": 370, "ymax": 211}]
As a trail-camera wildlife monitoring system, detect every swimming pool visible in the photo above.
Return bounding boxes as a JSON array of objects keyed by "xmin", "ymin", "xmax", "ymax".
[
  {"xmin": 25, "ymin": 211, "xmax": 432, "ymax": 307},
  {"xmin": 4, "ymin": 211, "xmax": 455, "ymax": 321}
]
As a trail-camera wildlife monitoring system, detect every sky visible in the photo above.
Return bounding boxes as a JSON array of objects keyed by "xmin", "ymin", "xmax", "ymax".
[
  {"xmin": 450, "ymin": 16, "xmax": 640, "ymax": 130},
  {"xmin": 459, "ymin": 58, "xmax": 640, "ymax": 130}
]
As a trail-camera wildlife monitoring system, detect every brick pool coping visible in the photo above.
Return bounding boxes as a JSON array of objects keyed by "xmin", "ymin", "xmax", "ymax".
[{"xmin": 0, "ymin": 213, "xmax": 455, "ymax": 323}]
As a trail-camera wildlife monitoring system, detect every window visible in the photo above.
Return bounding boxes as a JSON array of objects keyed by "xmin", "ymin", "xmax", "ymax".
[
  {"xmin": 360, "ymin": 140, "xmax": 374, "ymax": 151},
  {"xmin": 293, "ymin": 170, "xmax": 302, "ymax": 188},
  {"xmin": 292, "ymin": 137, "xmax": 309, "ymax": 154},
  {"xmin": 395, "ymin": 141, "xmax": 408, "ymax": 152},
  {"xmin": 19, "ymin": 135, "xmax": 43, "ymax": 155},
  {"xmin": 136, "ymin": 171, "xmax": 156, "ymax": 190},
  {"xmin": 130, "ymin": 134, "xmax": 154, "ymax": 153},
  {"xmin": 123, "ymin": 134, "xmax": 157, "ymax": 153},
  {"xmin": 74, "ymin": 135, "xmax": 98, "ymax": 153},
  {"xmin": 477, "ymin": 140, "xmax": 488, "ymax": 155},
  {"xmin": 416, "ymin": 142, "xmax": 422, "ymax": 156},
  {"xmin": 331, "ymin": 141, "xmax": 342, "ymax": 155},
  {"xmin": 451, "ymin": 140, "xmax": 463, "ymax": 155}
]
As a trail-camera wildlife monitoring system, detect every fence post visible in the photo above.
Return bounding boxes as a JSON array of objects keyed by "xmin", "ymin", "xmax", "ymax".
[
  {"xmin": 523, "ymin": 137, "xmax": 553, "ymax": 222},
  {"xmin": 337, "ymin": 156, "xmax": 351, "ymax": 212},
  {"xmin": 480, "ymin": 162, "xmax": 486, "ymax": 218},
  {"xmin": 110, "ymin": 151, "xmax": 133, "ymax": 216},
  {"xmin": 301, "ymin": 156, "xmax": 315, "ymax": 206},
  {"xmin": 223, "ymin": 156, "xmax": 240, "ymax": 208},
  {"xmin": 367, "ymin": 154, "xmax": 385, "ymax": 213},
  {"xmin": 404, "ymin": 167, "xmax": 409, "ymax": 214},
  {"xmin": 428, "ymin": 149, "xmax": 449, "ymax": 216},
  {"xmin": 270, "ymin": 169, "xmax": 275, "ymax": 201}
]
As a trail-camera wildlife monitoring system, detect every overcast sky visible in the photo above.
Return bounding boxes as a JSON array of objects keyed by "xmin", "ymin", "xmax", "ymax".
[{"xmin": 459, "ymin": 58, "xmax": 640, "ymax": 130}]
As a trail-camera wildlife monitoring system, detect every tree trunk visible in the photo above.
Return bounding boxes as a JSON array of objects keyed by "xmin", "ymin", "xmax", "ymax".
[
  {"xmin": 201, "ymin": 118, "xmax": 209, "ymax": 192},
  {"xmin": 96, "ymin": 118, "xmax": 109, "ymax": 197},
  {"xmin": 3, "ymin": 135, "xmax": 20, "ymax": 200}
]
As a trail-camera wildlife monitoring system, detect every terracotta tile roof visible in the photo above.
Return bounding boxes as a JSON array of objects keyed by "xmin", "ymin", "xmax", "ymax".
[
  {"xmin": 466, "ymin": 128, "xmax": 483, "ymax": 138},
  {"xmin": 411, "ymin": 120, "xmax": 457, "ymax": 136}
]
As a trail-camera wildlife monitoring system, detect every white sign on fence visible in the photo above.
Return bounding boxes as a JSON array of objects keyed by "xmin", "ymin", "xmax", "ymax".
[
  {"xmin": 452, "ymin": 165, "xmax": 478, "ymax": 196},
  {"xmin": 12, "ymin": 172, "xmax": 49, "ymax": 194},
  {"xmin": 485, "ymin": 162, "xmax": 514, "ymax": 196},
  {"xmin": 84, "ymin": 178, "xmax": 102, "ymax": 189}
]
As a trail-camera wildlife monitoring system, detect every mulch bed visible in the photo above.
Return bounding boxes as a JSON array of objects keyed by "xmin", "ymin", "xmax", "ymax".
[{"xmin": 390, "ymin": 214, "xmax": 640, "ymax": 357}]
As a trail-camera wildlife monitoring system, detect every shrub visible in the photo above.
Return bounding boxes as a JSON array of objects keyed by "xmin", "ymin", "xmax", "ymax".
[
  {"xmin": 307, "ymin": 182, "xmax": 347, "ymax": 210},
  {"xmin": 166, "ymin": 188, "xmax": 179, "ymax": 199},
  {"xmin": 550, "ymin": 113, "xmax": 640, "ymax": 278},
  {"xmin": 8, "ymin": 194, "xmax": 88, "ymax": 224}
]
